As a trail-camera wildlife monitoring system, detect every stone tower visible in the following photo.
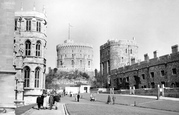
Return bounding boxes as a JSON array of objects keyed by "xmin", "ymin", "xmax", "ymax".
[
  {"xmin": 0, "ymin": 0, "xmax": 16, "ymax": 113},
  {"xmin": 100, "ymin": 38, "xmax": 138, "ymax": 87},
  {"xmin": 14, "ymin": 7, "xmax": 47, "ymax": 104},
  {"xmin": 56, "ymin": 39, "xmax": 94, "ymax": 76}
]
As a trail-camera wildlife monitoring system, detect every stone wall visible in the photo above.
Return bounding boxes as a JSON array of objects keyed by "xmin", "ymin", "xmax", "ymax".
[{"xmin": 111, "ymin": 45, "xmax": 179, "ymax": 89}]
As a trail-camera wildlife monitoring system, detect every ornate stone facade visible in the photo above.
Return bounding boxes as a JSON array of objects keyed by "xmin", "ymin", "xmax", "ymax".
[
  {"xmin": 14, "ymin": 8, "xmax": 47, "ymax": 104},
  {"xmin": 56, "ymin": 39, "xmax": 94, "ymax": 76},
  {"xmin": 100, "ymin": 38, "xmax": 138, "ymax": 86},
  {"xmin": 110, "ymin": 45, "xmax": 179, "ymax": 89}
]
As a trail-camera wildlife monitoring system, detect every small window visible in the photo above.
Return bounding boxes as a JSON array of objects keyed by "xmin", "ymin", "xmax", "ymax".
[
  {"xmin": 130, "ymin": 49, "xmax": 132, "ymax": 54},
  {"xmin": 125, "ymin": 49, "xmax": 127, "ymax": 53},
  {"xmin": 161, "ymin": 70, "xmax": 165, "ymax": 77},
  {"xmin": 142, "ymin": 74, "xmax": 145, "ymax": 79},
  {"xmin": 150, "ymin": 72, "xmax": 154, "ymax": 78},
  {"xmin": 80, "ymin": 60, "xmax": 82, "ymax": 67},
  {"xmin": 126, "ymin": 77, "xmax": 129, "ymax": 82},
  {"xmin": 71, "ymin": 60, "xmax": 74, "ymax": 66},
  {"xmin": 15, "ymin": 19, "xmax": 18, "ymax": 30},
  {"xmin": 120, "ymin": 78, "xmax": 122, "ymax": 82},
  {"xmin": 172, "ymin": 68, "xmax": 177, "ymax": 75},
  {"xmin": 88, "ymin": 61, "xmax": 90, "ymax": 68}
]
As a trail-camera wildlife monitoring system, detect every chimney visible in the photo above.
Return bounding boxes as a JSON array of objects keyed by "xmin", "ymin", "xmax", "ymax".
[
  {"xmin": 171, "ymin": 45, "xmax": 178, "ymax": 54},
  {"xmin": 153, "ymin": 51, "xmax": 157, "ymax": 58},
  {"xmin": 144, "ymin": 54, "xmax": 149, "ymax": 61}
]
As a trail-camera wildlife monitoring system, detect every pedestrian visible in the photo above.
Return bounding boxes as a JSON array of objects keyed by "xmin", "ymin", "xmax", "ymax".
[
  {"xmin": 107, "ymin": 95, "xmax": 112, "ymax": 104},
  {"xmin": 43, "ymin": 94, "xmax": 50, "ymax": 109},
  {"xmin": 40, "ymin": 94, "xmax": 45, "ymax": 109},
  {"xmin": 77, "ymin": 93, "xmax": 80, "ymax": 102},
  {"xmin": 112, "ymin": 95, "xmax": 116, "ymax": 105},
  {"xmin": 49, "ymin": 94, "xmax": 54, "ymax": 110},
  {"xmin": 36, "ymin": 96, "xmax": 41, "ymax": 110}
]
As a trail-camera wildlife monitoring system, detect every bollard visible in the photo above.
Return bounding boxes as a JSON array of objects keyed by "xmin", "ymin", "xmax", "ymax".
[
  {"xmin": 134, "ymin": 101, "xmax": 136, "ymax": 106},
  {"xmin": 157, "ymin": 84, "xmax": 160, "ymax": 100}
]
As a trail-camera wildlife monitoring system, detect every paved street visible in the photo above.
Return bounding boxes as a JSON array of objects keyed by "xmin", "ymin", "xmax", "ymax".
[{"xmin": 22, "ymin": 94, "xmax": 179, "ymax": 115}]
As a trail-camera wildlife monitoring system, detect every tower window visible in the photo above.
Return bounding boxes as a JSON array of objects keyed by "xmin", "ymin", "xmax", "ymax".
[
  {"xmin": 88, "ymin": 61, "xmax": 90, "ymax": 68},
  {"xmin": 36, "ymin": 21, "xmax": 41, "ymax": 32},
  {"xmin": 24, "ymin": 66, "xmax": 30, "ymax": 87},
  {"xmin": 36, "ymin": 41, "xmax": 41, "ymax": 56},
  {"xmin": 25, "ymin": 40, "xmax": 31, "ymax": 56},
  {"xmin": 26, "ymin": 19, "xmax": 31, "ymax": 31},
  {"xmin": 80, "ymin": 60, "xmax": 82, "ymax": 67},
  {"xmin": 35, "ymin": 67, "xmax": 40, "ymax": 88},
  {"xmin": 72, "ymin": 60, "xmax": 74, "ymax": 67}
]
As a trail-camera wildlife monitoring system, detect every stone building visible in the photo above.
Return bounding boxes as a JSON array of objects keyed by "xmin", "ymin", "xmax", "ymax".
[
  {"xmin": 56, "ymin": 39, "xmax": 94, "ymax": 76},
  {"xmin": 0, "ymin": 0, "xmax": 17, "ymax": 113},
  {"xmin": 13, "ymin": 7, "xmax": 47, "ymax": 104},
  {"xmin": 100, "ymin": 38, "xmax": 138, "ymax": 86},
  {"xmin": 110, "ymin": 45, "xmax": 179, "ymax": 89}
]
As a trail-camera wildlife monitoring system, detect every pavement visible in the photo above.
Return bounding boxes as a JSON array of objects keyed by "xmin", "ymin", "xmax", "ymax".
[
  {"xmin": 21, "ymin": 103, "xmax": 67, "ymax": 115},
  {"xmin": 20, "ymin": 94, "xmax": 179, "ymax": 115}
]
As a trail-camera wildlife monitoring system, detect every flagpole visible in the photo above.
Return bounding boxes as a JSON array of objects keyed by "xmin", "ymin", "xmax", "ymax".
[{"xmin": 68, "ymin": 23, "xmax": 71, "ymax": 40}]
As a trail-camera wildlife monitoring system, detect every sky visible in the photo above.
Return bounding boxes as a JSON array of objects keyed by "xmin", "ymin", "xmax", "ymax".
[{"xmin": 15, "ymin": 0, "xmax": 179, "ymax": 71}]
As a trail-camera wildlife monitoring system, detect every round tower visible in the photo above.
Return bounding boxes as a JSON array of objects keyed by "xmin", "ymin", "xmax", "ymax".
[{"xmin": 56, "ymin": 39, "xmax": 94, "ymax": 76}]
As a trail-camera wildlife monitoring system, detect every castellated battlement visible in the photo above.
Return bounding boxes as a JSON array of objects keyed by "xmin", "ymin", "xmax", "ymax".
[
  {"xmin": 111, "ymin": 45, "xmax": 179, "ymax": 74},
  {"xmin": 110, "ymin": 44, "xmax": 179, "ymax": 89},
  {"xmin": 100, "ymin": 39, "xmax": 137, "ymax": 50}
]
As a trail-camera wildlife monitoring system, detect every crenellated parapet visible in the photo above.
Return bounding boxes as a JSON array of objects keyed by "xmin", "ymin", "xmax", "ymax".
[{"xmin": 110, "ymin": 45, "xmax": 179, "ymax": 89}]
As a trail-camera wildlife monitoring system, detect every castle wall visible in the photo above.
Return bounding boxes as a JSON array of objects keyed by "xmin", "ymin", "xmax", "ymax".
[{"xmin": 110, "ymin": 47, "xmax": 179, "ymax": 89}]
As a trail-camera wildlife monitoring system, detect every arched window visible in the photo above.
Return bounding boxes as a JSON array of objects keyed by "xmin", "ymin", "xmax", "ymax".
[
  {"xmin": 24, "ymin": 66, "xmax": 30, "ymax": 87},
  {"xmin": 36, "ymin": 21, "xmax": 41, "ymax": 32},
  {"xmin": 25, "ymin": 40, "xmax": 31, "ymax": 56},
  {"xmin": 35, "ymin": 67, "xmax": 40, "ymax": 88},
  {"xmin": 36, "ymin": 41, "xmax": 41, "ymax": 56},
  {"xmin": 26, "ymin": 19, "xmax": 31, "ymax": 31}
]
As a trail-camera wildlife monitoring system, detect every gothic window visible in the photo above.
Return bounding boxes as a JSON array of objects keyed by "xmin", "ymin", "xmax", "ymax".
[
  {"xmin": 35, "ymin": 67, "xmax": 40, "ymax": 88},
  {"xmin": 24, "ymin": 66, "xmax": 30, "ymax": 87},
  {"xmin": 26, "ymin": 19, "xmax": 31, "ymax": 31},
  {"xmin": 25, "ymin": 40, "xmax": 31, "ymax": 56},
  {"xmin": 36, "ymin": 41, "xmax": 41, "ymax": 56},
  {"xmin": 36, "ymin": 21, "xmax": 41, "ymax": 32}
]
